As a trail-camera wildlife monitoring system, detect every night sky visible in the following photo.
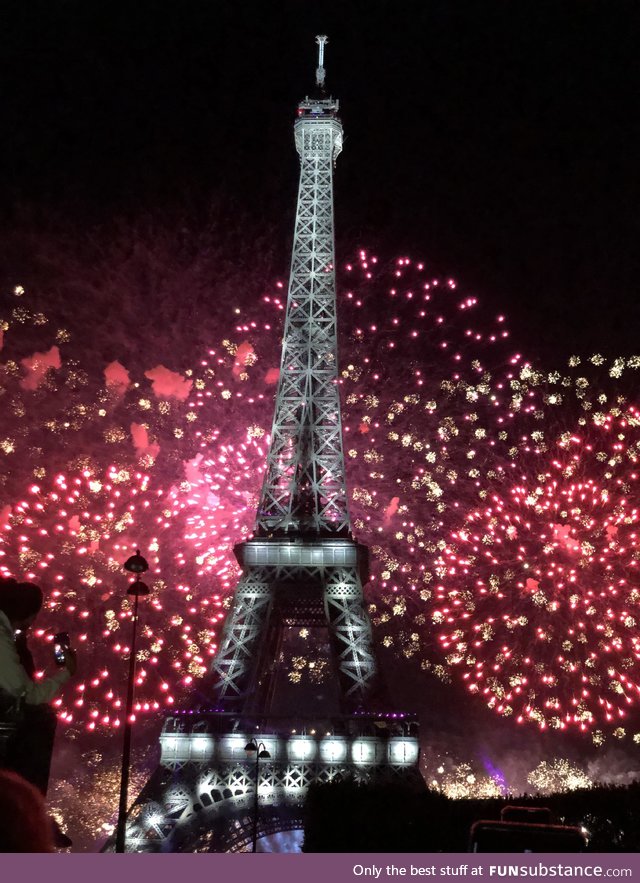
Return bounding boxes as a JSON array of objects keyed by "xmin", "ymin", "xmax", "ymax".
[
  {"xmin": 2, "ymin": 1, "xmax": 638, "ymax": 358},
  {"xmin": 2, "ymin": 2, "xmax": 640, "ymax": 826}
]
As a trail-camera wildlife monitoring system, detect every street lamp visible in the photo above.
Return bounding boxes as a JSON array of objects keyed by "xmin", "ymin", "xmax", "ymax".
[
  {"xmin": 115, "ymin": 549, "xmax": 150, "ymax": 853},
  {"xmin": 244, "ymin": 738, "xmax": 271, "ymax": 852}
]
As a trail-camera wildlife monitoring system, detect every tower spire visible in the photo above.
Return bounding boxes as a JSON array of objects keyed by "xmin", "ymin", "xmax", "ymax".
[{"xmin": 315, "ymin": 34, "xmax": 328, "ymax": 89}]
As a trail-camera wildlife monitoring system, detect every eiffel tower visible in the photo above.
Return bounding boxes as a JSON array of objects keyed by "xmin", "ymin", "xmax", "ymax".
[{"xmin": 118, "ymin": 36, "xmax": 421, "ymax": 853}]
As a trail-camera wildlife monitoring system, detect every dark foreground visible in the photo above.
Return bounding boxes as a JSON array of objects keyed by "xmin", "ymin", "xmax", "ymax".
[{"xmin": 302, "ymin": 779, "xmax": 640, "ymax": 852}]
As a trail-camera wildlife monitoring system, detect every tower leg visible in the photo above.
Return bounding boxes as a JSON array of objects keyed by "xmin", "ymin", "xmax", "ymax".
[
  {"xmin": 324, "ymin": 566, "xmax": 378, "ymax": 710},
  {"xmin": 208, "ymin": 569, "xmax": 273, "ymax": 709}
]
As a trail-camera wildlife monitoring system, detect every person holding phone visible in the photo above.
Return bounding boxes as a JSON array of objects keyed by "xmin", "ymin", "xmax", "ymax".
[{"xmin": 0, "ymin": 577, "xmax": 77, "ymax": 797}]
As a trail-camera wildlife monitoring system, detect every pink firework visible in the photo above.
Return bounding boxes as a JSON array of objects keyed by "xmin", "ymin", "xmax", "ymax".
[
  {"xmin": 432, "ymin": 405, "xmax": 640, "ymax": 738},
  {"xmin": 0, "ymin": 244, "xmax": 532, "ymax": 730}
]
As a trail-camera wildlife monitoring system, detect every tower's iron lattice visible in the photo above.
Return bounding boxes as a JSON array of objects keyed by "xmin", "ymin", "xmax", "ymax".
[{"xmin": 115, "ymin": 36, "xmax": 421, "ymax": 853}]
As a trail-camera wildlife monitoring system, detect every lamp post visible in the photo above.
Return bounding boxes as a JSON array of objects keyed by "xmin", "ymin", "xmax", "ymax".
[
  {"xmin": 115, "ymin": 549, "xmax": 150, "ymax": 853},
  {"xmin": 244, "ymin": 738, "xmax": 271, "ymax": 852}
]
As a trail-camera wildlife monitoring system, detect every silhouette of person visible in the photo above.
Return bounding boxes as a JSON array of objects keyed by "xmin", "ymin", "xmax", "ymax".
[
  {"xmin": 0, "ymin": 577, "xmax": 77, "ymax": 795},
  {"xmin": 0, "ymin": 770, "xmax": 55, "ymax": 852}
]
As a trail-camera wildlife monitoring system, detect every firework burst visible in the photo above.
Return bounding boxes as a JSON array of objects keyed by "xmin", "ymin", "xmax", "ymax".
[
  {"xmin": 430, "ymin": 380, "xmax": 640, "ymax": 740},
  {"xmin": 1, "ymin": 247, "xmax": 522, "ymax": 730},
  {"xmin": 4, "ymin": 240, "xmax": 640, "ymax": 747}
]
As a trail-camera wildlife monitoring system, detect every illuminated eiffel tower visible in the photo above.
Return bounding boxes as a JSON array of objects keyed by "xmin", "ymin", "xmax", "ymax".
[{"xmin": 119, "ymin": 36, "xmax": 421, "ymax": 853}]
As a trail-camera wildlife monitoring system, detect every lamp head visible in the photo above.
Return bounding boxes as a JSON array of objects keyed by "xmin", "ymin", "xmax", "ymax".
[
  {"xmin": 124, "ymin": 550, "xmax": 149, "ymax": 574},
  {"xmin": 127, "ymin": 580, "xmax": 150, "ymax": 596}
]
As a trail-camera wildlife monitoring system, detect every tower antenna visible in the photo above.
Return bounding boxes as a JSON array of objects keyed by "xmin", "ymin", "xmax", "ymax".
[{"xmin": 315, "ymin": 34, "xmax": 328, "ymax": 89}]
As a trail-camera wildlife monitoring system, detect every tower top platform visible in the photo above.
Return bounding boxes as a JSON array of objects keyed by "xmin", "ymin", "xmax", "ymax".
[{"xmin": 297, "ymin": 95, "xmax": 340, "ymax": 118}]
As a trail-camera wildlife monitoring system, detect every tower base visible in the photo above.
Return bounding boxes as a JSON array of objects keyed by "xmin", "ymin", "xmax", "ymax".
[{"xmin": 107, "ymin": 710, "xmax": 421, "ymax": 853}]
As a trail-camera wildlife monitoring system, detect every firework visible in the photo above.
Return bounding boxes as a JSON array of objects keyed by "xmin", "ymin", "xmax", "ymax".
[
  {"xmin": 1, "ymin": 248, "xmax": 519, "ymax": 732},
  {"xmin": 424, "ymin": 753, "xmax": 505, "ymax": 799},
  {"xmin": 4, "ymin": 241, "xmax": 640, "ymax": 750},
  {"xmin": 527, "ymin": 759, "xmax": 593, "ymax": 795},
  {"xmin": 429, "ymin": 378, "xmax": 640, "ymax": 740}
]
